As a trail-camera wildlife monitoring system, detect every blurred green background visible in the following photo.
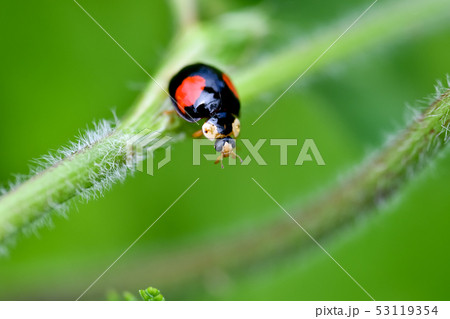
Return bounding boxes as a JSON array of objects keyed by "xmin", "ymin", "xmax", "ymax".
[{"xmin": 1, "ymin": 0, "xmax": 450, "ymax": 300}]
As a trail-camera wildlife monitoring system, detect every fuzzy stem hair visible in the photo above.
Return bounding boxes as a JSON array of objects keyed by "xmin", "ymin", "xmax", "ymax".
[
  {"xmin": 0, "ymin": 0, "xmax": 449, "ymax": 253},
  {"xmin": 80, "ymin": 86, "xmax": 450, "ymax": 295}
]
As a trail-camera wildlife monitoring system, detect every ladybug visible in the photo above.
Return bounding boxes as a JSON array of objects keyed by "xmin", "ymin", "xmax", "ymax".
[{"xmin": 169, "ymin": 63, "xmax": 241, "ymax": 166}]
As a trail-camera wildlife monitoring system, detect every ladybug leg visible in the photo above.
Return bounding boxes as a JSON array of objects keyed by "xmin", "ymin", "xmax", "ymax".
[
  {"xmin": 161, "ymin": 109, "xmax": 178, "ymax": 125},
  {"xmin": 192, "ymin": 129, "xmax": 203, "ymax": 138},
  {"xmin": 214, "ymin": 154, "xmax": 224, "ymax": 168},
  {"xmin": 162, "ymin": 109, "xmax": 176, "ymax": 115},
  {"xmin": 231, "ymin": 151, "xmax": 243, "ymax": 163}
]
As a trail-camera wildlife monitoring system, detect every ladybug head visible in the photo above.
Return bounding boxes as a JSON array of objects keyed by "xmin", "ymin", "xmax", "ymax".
[
  {"xmin": 213, "ymin": 137, "xmax": 242, "ymax": 168},
  {"xmin": 215, "ymin": 137, "xmax": 236, "ymax": 154},
  {"xmin": 202, "ymin": 113, "xmax": 240, "ymax": 141}
]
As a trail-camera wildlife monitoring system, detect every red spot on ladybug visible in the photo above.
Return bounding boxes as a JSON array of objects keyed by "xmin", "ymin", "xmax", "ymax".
[
  {"xmin": 175, "ymin": 75, "xmax": 206, "ymax": 114},
  {"xmin": 222, "ymin": 73, "xmax": 239, "ymax": 99}
]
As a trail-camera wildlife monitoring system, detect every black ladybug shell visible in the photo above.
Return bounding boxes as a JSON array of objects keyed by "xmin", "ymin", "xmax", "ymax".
[{"xmin": 168, "ymin": 63, "xmax": 240, "ymax": 122}]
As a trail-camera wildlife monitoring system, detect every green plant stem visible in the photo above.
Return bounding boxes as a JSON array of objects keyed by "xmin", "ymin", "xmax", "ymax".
[
  {"xmin": 98, "ymin": 89, "xmax": 450, "ymax": 297},
  {"xmin": 169, "ymin": 0, "xmax": 198, "ymax": 30},
  {"xmin": 237, "ymin": 0, "xmax": 450, "ymax": 102},
  {"xmin": 0, "ymin": 0, "xmax": 449, "ymax": 250},
  {"xmin": 0, "ymin": 22, "xmax": 208, "ymax": 247}
]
